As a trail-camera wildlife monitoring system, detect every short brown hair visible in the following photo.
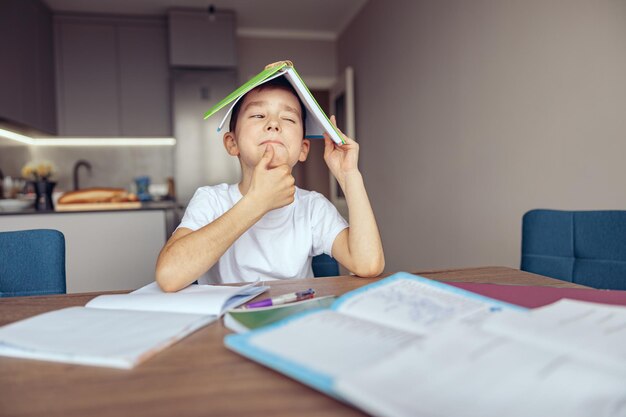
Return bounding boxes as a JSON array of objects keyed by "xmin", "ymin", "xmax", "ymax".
[{"xmin": 228, "ymin": 77, "xmax": 307, "ymax": 135}]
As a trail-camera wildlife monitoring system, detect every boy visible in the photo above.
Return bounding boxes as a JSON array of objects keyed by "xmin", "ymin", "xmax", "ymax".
[{"xmin": 156, "ymin": 76, "xmax": 384, "ymax": 292}]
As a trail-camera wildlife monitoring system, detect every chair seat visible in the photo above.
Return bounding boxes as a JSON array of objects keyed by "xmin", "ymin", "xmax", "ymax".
[
  {"xmin": 521, "ymin": 210, "xmax": 626, "ymax": 290},
  {"xmin": 312, "ymin": 254, "xmax": 339, "ymax": 277},
  {"xmin": 0, "ymin": 229, "xmax": 66, "ymax": 297}
]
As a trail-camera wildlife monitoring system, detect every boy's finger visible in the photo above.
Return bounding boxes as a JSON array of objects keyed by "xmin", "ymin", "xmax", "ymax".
[
  {"xmin": 258, "ymin": 145, "xmax": 274, "ymax": 168},
  {"xmin": 341, "ymin": 135, "xmax": 357, "ymax": 146},
  {"xmin": 329, "ymin": 115, "xmax": 351, "ymax": 142},
  {"xmin": 323, "ymin": 136, "xmax": 334, "ymax": 158}
]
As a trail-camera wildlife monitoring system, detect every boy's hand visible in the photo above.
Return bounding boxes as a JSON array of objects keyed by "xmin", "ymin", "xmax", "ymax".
[
  {"xmin": 324, "ymin": 115, "xmax": 360, "ymax": 189},
  {"xmin": 247, "ymin": 145, "xmax": 296, "ymax": 213}
]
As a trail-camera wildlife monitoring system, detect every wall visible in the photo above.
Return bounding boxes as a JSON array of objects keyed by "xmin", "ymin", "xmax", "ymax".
[
  {"xmin": 237, "ymin": 36, "xmax": 336, "ymax": 86},
  {"xmin": 338, "ymin": 0, "xmax": 626, "ymax": 272},
  {"xmin": 0, "ymin": 145, "xmax": 173, "ymax": 193},
  {"xmin": 0, "ymin": 146, "xmax": 30, "ymax": 180}
]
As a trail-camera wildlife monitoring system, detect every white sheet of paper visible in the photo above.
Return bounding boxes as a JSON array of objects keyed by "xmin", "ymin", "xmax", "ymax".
[
  {"xmin": 336, "ymin": 325, "xmax": 626, "ymax": 417},
  {"xmin": 249, "ymin": 310, "xmax": 418, "ymax": 378},
  {"xmin": 484, "ymin": 299, "xmax": 626, "ymax": 373},
  {"xmin": 335, "ymin": 278, "xmax": 509, "ymax": 335},
  {"xmin": 0, "ymin": 307, "xmax": 213, "ymax": 369}
]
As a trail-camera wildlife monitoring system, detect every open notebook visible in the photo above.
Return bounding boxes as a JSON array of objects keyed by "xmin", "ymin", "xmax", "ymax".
[
  {"xmin": 0, "ymin": 281, "xmax": 267, "ymax": 369},
  {"xmin": 225, "ymin": 272, "xmax": 626, "ymax": 417}
]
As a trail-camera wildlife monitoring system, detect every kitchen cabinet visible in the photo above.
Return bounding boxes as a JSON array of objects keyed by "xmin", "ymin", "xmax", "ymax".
[
  {"xmin": 168, "ymin": 10, "xmax": 237, "ymax": 68},
  {"xmin": 55, "ymin": 20, "xmax": 119, "ymax": 136},
  {"xmin": 55, "ymin": 15, "xmax": 171, "ymax": 137},
  {"xmin": 118, "ymin": 24, "xmax": 171, "ymax": 136},
  {"xmin": 0, "ymin": 210, "xmax": 168, "ymax": 293},
  {"xmin": 0, "ymin": 0, "xmax": 56, "ymax": 134}
]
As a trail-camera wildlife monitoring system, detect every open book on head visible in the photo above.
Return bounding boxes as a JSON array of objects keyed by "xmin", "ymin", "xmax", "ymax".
[
  {"xmin": 225, "ymin": 272, "xmax": 626, "ymax": 417},
  {"xmin": 203, "ymin": 60, "xmax": 346, "ymax": 145},
  {"xmin": 0, "ymin": 281, "xmax": 267, "ymax": 369}
]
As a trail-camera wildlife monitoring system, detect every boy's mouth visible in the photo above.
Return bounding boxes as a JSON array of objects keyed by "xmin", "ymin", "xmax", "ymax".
[{"xmin": 260, "ymin": 139, "xmax": 285, "ymax": 147}]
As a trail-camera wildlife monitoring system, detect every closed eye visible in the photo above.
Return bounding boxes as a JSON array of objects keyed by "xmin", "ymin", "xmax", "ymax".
[
  {"xmin": 282, "ymin": 118, "xmax": 296, "ymax": 123},
  {"xmin": 250, "ymin": 114, "xmax": 265, "ymax": 119}
]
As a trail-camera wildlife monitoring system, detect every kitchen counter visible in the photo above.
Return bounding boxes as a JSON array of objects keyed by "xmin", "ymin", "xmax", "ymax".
[
  {"xmin": 0, "ymin": 202, "xmax": 183, "ymax": 293},
  {"xmin": 0, "ymin": 200, "xmax": 181, "ymax": 215}
]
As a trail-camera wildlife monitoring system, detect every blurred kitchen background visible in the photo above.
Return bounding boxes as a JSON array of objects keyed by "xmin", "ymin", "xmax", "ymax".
[
  {"xmin": 2, "ymin": 0, "xmax": 626, "ymax": 292},
  {"xmin": 0, "ymin": 0, "xmax": 351, "ymax": 205},
  {"xmin": 0, "ymin": 0, "xmax": 361, "ymax": 292}
]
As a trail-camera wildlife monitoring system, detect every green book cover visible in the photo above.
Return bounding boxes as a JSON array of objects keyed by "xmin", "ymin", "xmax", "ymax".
[
  {"xmin": 224, "ymin": 295, "xmax": 337, "ymax": 333},
  {"xmin": 203, "ymin": 61, "xmax": 346, "ymax": 145},
  {"xmin": 203, "ymin": 62, "xmax": 289, "ymax": 120}
]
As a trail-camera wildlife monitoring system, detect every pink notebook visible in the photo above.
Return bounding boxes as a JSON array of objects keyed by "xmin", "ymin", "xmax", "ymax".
[{"xmin": 446, "ymin": 282, "xmax": 626, "ymax": 308}]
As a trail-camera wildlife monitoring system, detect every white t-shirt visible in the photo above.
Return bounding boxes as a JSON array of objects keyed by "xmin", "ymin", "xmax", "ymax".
[{"xmin": 177, "ymin": 183, "xmax": 348, "ymax": 284}]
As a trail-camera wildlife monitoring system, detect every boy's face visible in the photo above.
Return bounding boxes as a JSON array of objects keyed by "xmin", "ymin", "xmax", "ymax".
[{"xmin": 223, "ymin": 87, "xmax": 310, "ymax": 170}]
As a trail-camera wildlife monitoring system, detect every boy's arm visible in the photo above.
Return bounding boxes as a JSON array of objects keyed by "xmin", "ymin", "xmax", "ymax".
[
  {"xmin": 156, "ymin": 197, "xmax": 265, "ymax": 292},
  {"xmin": 323, "ymin": 117, "xmax": 385, "ymax": 277},
  {"xmin": 156, "ymin": 146, "xmax": 295, "ymax": 292}
]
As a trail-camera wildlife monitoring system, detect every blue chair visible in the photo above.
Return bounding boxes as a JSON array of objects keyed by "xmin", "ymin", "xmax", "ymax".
[
  {"xmin": 312, "ymin": 254, "xmax": 340, "ymax": 277},
  {"xmin": 521, "ymin": 209, "xmax": 626, "ymax": 290},
  {"xmin": 0, "ymin": 229, "xmax": 66, "ymax": 297}
]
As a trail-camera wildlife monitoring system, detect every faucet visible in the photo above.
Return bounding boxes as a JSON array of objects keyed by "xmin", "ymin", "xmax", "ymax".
[{"xmin": 72, "ymin": 160, "xmax": 92, "ymax": 190}]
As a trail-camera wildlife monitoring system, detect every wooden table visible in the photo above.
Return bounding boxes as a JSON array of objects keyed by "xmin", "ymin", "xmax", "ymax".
[{"xmin": 0, "ymin": 267, "xmax": 585, "ymax": 417}]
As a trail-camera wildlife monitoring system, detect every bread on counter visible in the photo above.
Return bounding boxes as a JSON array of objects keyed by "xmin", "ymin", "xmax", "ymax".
[{"xmin": 58, "ymin": 188, "xmax": 139, "ymax": 204}]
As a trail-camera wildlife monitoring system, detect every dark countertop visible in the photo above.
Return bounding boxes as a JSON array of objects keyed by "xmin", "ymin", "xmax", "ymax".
[{"xmin": 0, "ymin": 200, "xmax": 181, "ymax": 216}]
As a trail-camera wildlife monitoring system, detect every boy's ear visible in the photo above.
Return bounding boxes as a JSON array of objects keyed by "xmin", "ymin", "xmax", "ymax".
[
  {"xmin": 298, "ymin": 139, "xmax": 311, "ymax": 162},
  {"xmin": 223, "ymin": 132, "xmax": 239, "ymax": 156}
]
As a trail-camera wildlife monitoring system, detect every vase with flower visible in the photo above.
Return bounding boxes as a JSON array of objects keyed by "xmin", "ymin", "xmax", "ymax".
[{"xmin": 21, "ymin": 161, "xmax": 57, "ymax": 211}]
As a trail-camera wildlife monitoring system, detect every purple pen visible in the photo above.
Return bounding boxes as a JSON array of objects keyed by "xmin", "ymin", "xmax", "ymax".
[{"xmin": 244, "ymin": 288, "xmax": 315, "ymax": 309}]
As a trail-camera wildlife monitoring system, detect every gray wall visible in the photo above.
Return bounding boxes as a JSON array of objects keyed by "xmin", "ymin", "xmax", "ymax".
[
  {"xmin": 338, "ymin": 0, "xmax": 626, "ymax": 272},
  {"xmin": 0, "ymin": 146, "xmax": 173, "ymax": 192},
  {"xmin": 0, "ymin": 147, "xmax": 30, "ymax": 180},
  {"xmin": 238, "ymin": 37, "xmax": 336, "ymax": 83}
]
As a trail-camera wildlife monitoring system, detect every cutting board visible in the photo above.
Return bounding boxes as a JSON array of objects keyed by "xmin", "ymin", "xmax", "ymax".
[{"xmin": 55, "ymin": 201, "xmax": 142, "ymax": 212}]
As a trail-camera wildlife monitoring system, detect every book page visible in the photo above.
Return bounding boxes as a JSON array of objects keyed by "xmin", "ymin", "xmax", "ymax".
[
  {"xmin": 283, "ymin": 68, "xmax": 343, "ymax": 144},
  {"xmin": 0, "ymin": 307, "xmax": 213, "ymax": 369},
  {"xmin": 336, "ymin": 325, "xmax": 626, "ymax": 417},
  {"xmin": 334, "ymin": 274, "xmax": 520, "ymax": 335},
  {"xmin": 87, "ymin": 281, "xmax": 267, "ymax": 316},
  {"xmin": 242, "ymin": 310, "xmax": 418, "ymax": 379},
  {"xmin": 484, "ymin": 299, "xmax": 626, "ymax": 373}
]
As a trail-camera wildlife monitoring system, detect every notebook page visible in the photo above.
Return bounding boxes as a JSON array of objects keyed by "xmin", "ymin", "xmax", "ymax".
[
  {"xmin": 0, "ymin": 307, "xmax": 213, "ymax": 369},
  {"xmin": 484, "ymin": 299, "xmax": 626, "ymax": 373},
  {"xmin": 283, "ymin": 68, "xmax": 343, "ymax": 144},
  {"xmin": 334, "ymin": 274, "xmax": 520, "ymax": 335},
  {"xmin": 336, "ymin": 325, "xmax": 626, "ymax": 417},
  {"xmin": 86, "ymin": 281, "xmax": 267, "ymax": 316},
  {"xmin": 241, "ymin": 310, "xmax": 417, "ymax": 379}
]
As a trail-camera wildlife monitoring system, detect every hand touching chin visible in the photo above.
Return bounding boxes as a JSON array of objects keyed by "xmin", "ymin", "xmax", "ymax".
[{"xmin": 267, "ymin": 146, "xmax": 289, "ymax": 168}]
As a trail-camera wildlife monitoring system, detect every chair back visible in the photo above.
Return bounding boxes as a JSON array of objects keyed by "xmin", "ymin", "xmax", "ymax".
[
  {"xmin": 521, "ymin": 209, "xmax": 626, "ymax": 290},
  {"xmin": 312, "ymin": 254, "xmax": 339, "ymax": 278},
  {"xmin": 0, "ymin": 229, "xmax": 66, "ymax": 297}
]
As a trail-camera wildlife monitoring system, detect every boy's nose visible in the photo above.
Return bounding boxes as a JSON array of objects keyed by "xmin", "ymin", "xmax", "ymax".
[{"xmin": 265, "ymin": 119, "xmax": 280, "ymax": 132}]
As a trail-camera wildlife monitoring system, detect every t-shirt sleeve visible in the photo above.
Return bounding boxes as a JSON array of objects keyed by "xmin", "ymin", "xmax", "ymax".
[
  {"xmin": 310, "ymin": 193, "xmax": 349, "ymax": 257},
  {"xmin": 176, "ymin": 187, "xmax": 221, "ymax": 232}
]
